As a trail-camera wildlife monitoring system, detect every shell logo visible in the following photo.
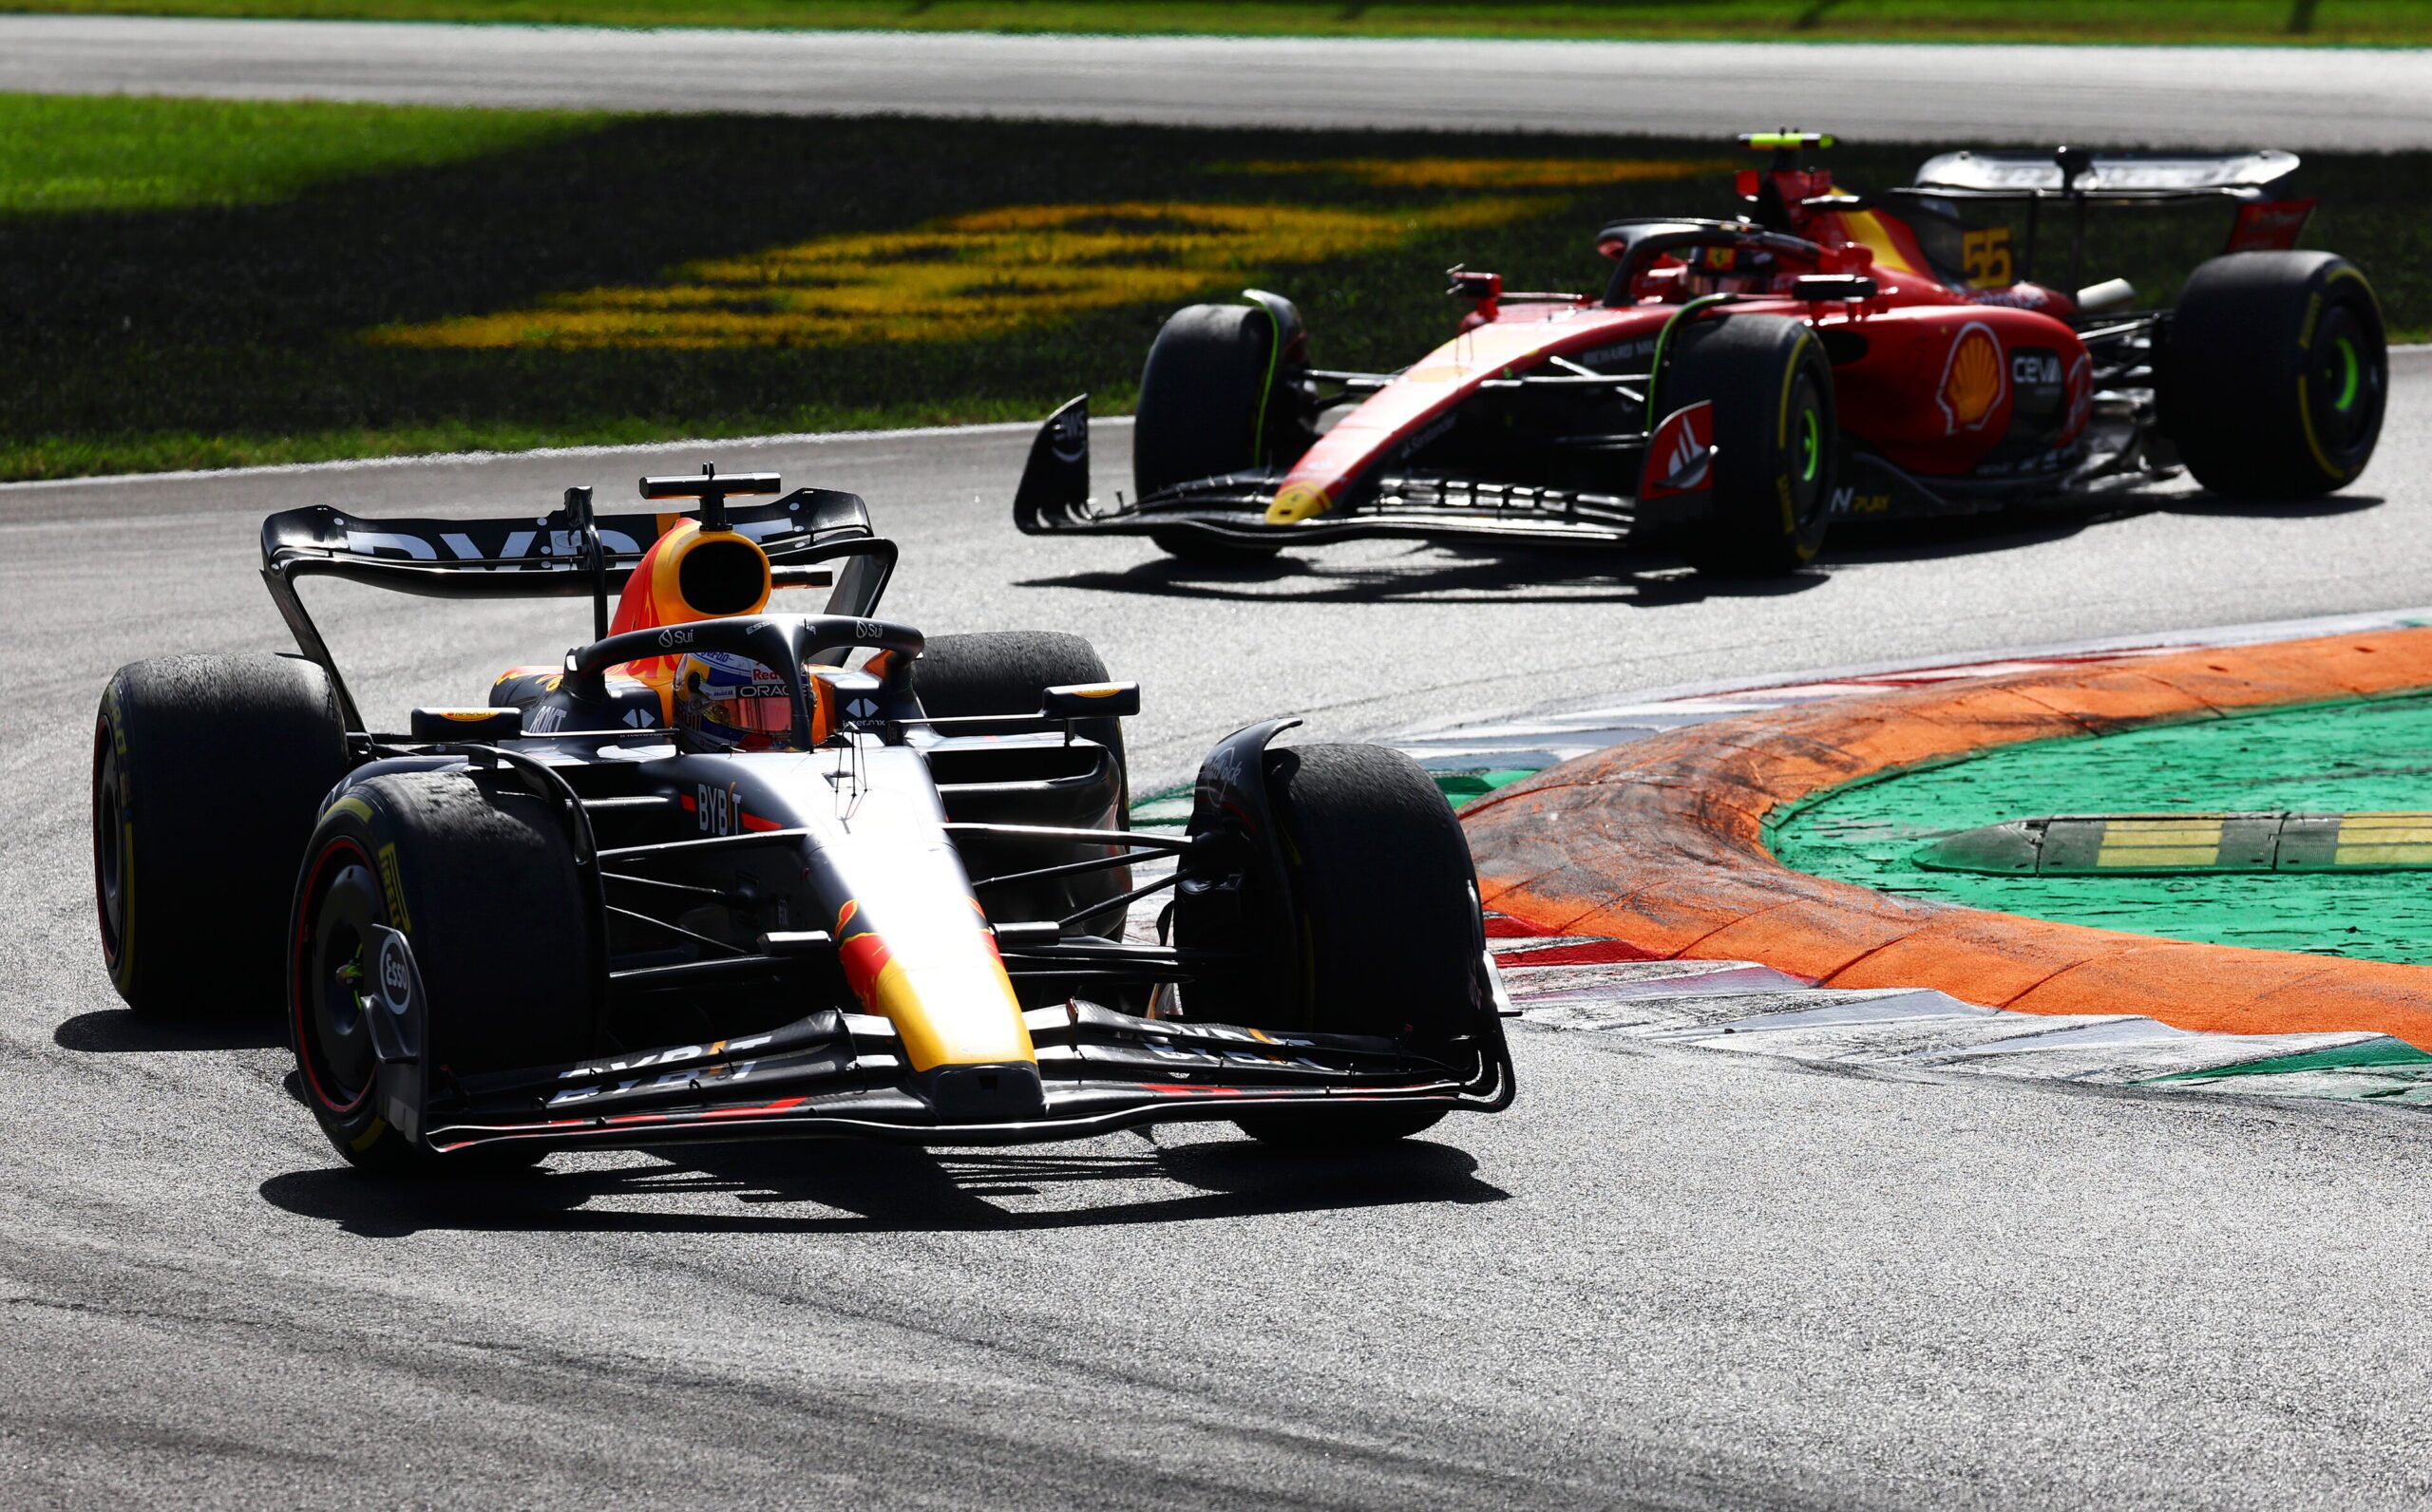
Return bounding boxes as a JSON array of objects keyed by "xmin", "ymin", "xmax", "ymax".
[
  {"xmin": 1937, "ymin": 322, "xmax": 2006, "ymax": 434},
  {"xmin": 1266, "ymin": 481, "xmax": 1334, "ymax": 525}
]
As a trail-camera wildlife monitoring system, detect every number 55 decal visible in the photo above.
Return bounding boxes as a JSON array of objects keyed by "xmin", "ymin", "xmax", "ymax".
[{"xmin": 1963, "ymin": 227, "xmax": 2014, "ymax": 290}]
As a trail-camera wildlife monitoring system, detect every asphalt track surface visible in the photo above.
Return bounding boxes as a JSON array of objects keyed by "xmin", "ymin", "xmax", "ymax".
[
  {"xmin": 7, "ymin": 352, "xmax": 2432, "ymax": 1506},
  {"xmin": 5, "ymin": 14, "xmax": 2431, "ymax": 149}
]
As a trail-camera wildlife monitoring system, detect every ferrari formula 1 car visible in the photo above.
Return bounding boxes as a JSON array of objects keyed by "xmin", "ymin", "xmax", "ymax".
[
  {"xmin": 1016, "ymin": 132, "xmax": 2386, "ymax": 576},
  {"xmin": 90, "ymin": 469, "xmax": 1511, "ymax": 1170}
]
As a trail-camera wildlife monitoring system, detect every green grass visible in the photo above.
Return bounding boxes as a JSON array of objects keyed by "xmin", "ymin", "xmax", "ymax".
[
  {"xmin": 0, "ymin": 94, "xmax": 599, "ymax": 214},
  {"xmin": 2, "ymin": 91, "xmax": 2426, "ymax": 481},
  {"xmin": 7, "ymin": 0, "xmax": 2431, "ymax": 45}
]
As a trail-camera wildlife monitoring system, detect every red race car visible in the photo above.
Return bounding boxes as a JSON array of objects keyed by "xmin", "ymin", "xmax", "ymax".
[{"xmin": 1015, "ymin": 132, "xmax": 2385, "ymax": 576}]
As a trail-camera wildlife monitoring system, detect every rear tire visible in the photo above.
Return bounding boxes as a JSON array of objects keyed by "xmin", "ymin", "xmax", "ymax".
[
  {"xmin": 1179, "ymin": 744, "xmax": 1484, "ymax": 1147},
  {"xmin": 913, "ymin": 631, "xmax": 1126, "ymax": 781},
  {"xmin": 1661, "ymin": 314, "xmax": 1835, "ymax": 577},
  {"xmin": 914, "ymin": 632, "xmax": 1131, "ymax": 938},
  {"xmin": 92, "ymin": 653, "xmax": 349, "ymax": 1019},
  {"xmin": 2163, "ymin": 251, "xmax": 2385, "ymax": 498},
  {"xmin": 289, "ymin": 770, "xmax": 598, "ymax": 1173},
  {"xmin": 1134, "ymin": 302, "xmax": 1305, "ymax": 563}
]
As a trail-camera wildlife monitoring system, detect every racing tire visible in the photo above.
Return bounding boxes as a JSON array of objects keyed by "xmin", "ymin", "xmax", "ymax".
[
  {"xmin": 1134, "ymin": 302, "xmax": 1305, "ymax": 563},
  {"xmin": 914, "ymin": 632, "xmax": 1131, "ymax": 938},
  {"xmin": 913, "ymin": 631, "xmax": 1127, "ymax": 782},
  {"xmin": 289, "ymin": 770, "xmax": 598, "ymax": 1174},
  {"xmin": 1189, "ymin": 744, "xmax": 1484, "ymax": 1147},
  {"xmin": 92, "ymin": 653, "xmax": 350, "ymax": 1019},
  {"xmin": 1661, "ymin": 313, "xmax": 1835, "ymax": 577},
  {"xmin": 2162, "ymin": 251, "xmax": 2386, "ymax": 499}
]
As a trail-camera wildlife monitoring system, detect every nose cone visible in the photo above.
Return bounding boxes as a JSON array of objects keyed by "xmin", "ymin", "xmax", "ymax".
[
  {"xmin": 1264, "ymin": 481, "xmax": 1332, "ymax": 525},
  {"xmin": 834, "ymin": 876, "xmax": 1033, "ymax": 1074}
]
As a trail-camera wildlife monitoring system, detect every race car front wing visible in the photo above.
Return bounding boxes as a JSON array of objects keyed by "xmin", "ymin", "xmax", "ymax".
[
  {"xmin": 1015, "ymin": 397, "xmax": 1644, "ymax": 549},
  {"xmin": 369, "ymin": 929, "xmax": 1517, "ymax": 1154}
]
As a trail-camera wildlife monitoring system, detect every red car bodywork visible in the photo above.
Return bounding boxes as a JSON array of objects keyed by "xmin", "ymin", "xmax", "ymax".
[
  {"xmin": 1012, "ymin": 139, "xmax": 2330, "ymax": 558},
  {"xmin": 1274, "ymin": 163, "xmax": 2113, "ymax": 526}
]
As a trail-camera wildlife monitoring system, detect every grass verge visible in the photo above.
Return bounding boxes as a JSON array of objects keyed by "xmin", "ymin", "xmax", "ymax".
[
  {"xmin": 5, "ymin": 0, "xmax": 2429, "ymax": 46},
  {"xmin": 3, "ymin": 92, "xmax": 2425, "ymax": 481}
]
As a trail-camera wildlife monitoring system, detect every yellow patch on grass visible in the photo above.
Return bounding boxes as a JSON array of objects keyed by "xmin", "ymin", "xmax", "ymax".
[
  {"xmin": 367, "ymin": 196, "xmax": 1542, "ymax": 351},
  {"xmin": 1220, "ymin": 157, "xmax": 1731, "ymax": 189}
]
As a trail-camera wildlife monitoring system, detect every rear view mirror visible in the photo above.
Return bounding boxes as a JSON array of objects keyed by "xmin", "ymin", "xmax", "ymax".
[{"xmin": 1042, "ymin": 682, "xmax": 1141, "ymax": 720}]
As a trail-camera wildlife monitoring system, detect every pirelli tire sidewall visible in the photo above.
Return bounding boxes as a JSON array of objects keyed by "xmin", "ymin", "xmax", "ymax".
[
  {"xmin": 289, "ymin": 770, "xmax": 598, "ymax": 1168},
  {"xmin": 1134, "ymin": 301, "xmax": 1302, "ymax": 563},
  {"xmin": 92, "ymin": 652, "xmax": 349, "ymax": 1018},
  {"xmin": 1663, "ymin": 313, "xmax": 1836, "ymax": 577},
  {"xmin": 2163, "ymin": 250, "xmax": 2387, "ymax": 499},
  {"xmin": 1225, "ymin": 743, "xmax": 1484, "ymax": 1147}
]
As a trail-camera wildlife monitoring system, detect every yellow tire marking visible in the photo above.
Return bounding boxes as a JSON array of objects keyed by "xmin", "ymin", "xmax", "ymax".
[
  {"xmin": 376, "ymin": 842, "xmax": 411, "ymax": 934},
  {"xmin": 1777, "ymin": 334, "xmax": 1814, "ymax": 535}
]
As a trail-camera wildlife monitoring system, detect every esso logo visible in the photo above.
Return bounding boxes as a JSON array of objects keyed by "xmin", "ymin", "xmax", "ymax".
[{"xmin": 375, "ymin": 934, "xmax": 415, "ymax": 1012}]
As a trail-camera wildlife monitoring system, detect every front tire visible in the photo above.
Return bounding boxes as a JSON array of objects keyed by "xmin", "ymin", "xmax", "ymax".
[
  {"xmin": 93, "ymin": 653, "xmax": 349, "ymax": 1018},
  {"xmin": 1179, "ymin": 744, "xmax": 1486, "ymax": 1146},
  {"xmin": 289, "ymin": 770, "xmax": 598, "ymax": 1172},
  {"xmin": 1134, "ymin": 302, "xmax": 1308, "ymax": 563},
  {"xmin": 2163, "ymin": 250, "xmax": 2385, "ymax": 498},
  {"xmin": 1661, "ymin": 313, "xmax": 1835, "ymax": 577}
]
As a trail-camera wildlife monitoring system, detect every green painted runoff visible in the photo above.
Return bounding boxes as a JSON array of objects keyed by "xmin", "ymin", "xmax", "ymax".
[{"xmin": 1769, "ymin": 694, "xmax": 2432, "ymax": 965}]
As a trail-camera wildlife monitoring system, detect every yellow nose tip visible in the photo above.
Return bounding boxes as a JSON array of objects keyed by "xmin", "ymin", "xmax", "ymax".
[{"xmin": 1264, "ymin": 482, "xmax": 1333, "ymax": 525}]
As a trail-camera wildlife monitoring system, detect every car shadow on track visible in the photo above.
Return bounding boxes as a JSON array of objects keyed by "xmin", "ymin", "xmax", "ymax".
[
  {"xmin": 256, "ymin": 1134, "xmax": 1509, "ymax": 1238},
  {"xmin": 53, "ymin": 1007, "xmax": 283, "ymax": 1053},
  {"xmin": 1824, "ymin": 489, "xmax": 2385, "ymax": 564},
  {"xmin": 1034, "ymin": 488, "xmax": 2393, "ymax": 601},
  {"xmin": 1018, "ymin": 546, "xmax": 1828, "ymax": 606},
  {"xmin": 2162, "ymin": 491, "xmax": 2385, "ymax": 520}
]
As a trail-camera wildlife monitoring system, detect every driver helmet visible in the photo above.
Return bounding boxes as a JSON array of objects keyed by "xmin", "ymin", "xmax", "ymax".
[{"xmin": 672, "ymin": 650, "xmax": 808, "ymax": 753}]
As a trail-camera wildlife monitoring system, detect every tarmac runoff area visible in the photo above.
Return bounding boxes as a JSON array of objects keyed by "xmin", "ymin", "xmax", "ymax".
[{"xmin": 1449, "ymin": 612, "xmax": 2432, "ymax": 1107}]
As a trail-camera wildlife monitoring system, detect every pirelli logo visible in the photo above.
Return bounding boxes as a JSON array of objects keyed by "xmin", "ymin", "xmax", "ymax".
[{"xmin": 376, "ymin": 842, "xmax": 411, "ymax": 932}]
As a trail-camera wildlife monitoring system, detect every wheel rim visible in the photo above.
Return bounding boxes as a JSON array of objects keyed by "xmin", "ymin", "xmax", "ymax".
[
  {"xmin": 294, "ymin": 840, "xmax": 382, "ymax": 1116},
  {"xmin": 1785, "ymin": 375, "xmax": 1831, "ymax": 534},
  {"xmin": 91, "ymin": 717, "xmax": 124, "ymax": 965},
  {"xmin": 2307, "ymin": 305, "xmax": 2382, "ymax": 466}
]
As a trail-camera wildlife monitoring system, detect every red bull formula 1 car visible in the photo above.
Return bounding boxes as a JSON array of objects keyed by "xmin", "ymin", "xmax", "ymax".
[
  {"xmin": 90, "ymin": 470, "xmax": 1512, "ymax": 1170},
  {"xmin": 1016, "ymin": 132, "xmax": 2386, "ymax": 576}
]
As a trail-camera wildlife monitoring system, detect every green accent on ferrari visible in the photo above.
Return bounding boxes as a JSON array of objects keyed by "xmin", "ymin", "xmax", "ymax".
[
  {"xmin": 1770, "ymin": 692, "xmax": 2432, "ymax": 966},
  {"xmin": 1243, "ymin": 290, "xmax": 1284, "ymax": 466},
  {"xmin": 1644, "ymin": 293, "xmax": 1733, "ymax": 439},
  {"xmin": 2332, "ymin": 335, "xmax": 2362, "ymax": 413},
  {"xmin": 1797, "ymin": 407, "xmax": 1821, "ymax": 483}
]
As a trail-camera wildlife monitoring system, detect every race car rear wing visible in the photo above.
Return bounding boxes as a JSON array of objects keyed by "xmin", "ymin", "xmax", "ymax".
[
  {"xmin": 261, "ymin": 476, "xmax": 899, "ymax": 733},
  {"xmin": 1907, "ymin": 147, "xmax": 2301, "ymax": 200},
  {"xmin": 1875, "ymin": 147, "xmax": 2312, "ymax": 294}
]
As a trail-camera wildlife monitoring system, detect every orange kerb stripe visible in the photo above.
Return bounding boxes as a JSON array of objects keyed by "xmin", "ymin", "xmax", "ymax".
[{"xmin": 1464, "ymin": 629, "xmax": 2432, "ymax": 1048}]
